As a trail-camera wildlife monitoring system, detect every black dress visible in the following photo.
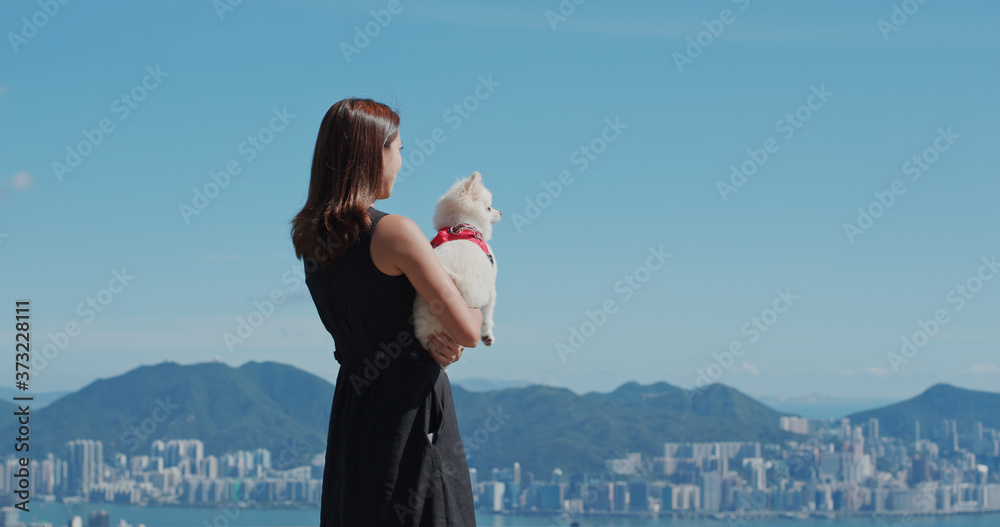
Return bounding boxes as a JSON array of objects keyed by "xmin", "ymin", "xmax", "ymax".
[{"xmin": 305, "ymin": 206, "xmax": 477, "ymax": 527}]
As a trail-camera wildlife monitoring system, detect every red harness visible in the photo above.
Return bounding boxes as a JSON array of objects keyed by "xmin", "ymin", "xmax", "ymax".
[{"xmin": 430, "ymin": 223, "xmax": 494, "ymax": 265}]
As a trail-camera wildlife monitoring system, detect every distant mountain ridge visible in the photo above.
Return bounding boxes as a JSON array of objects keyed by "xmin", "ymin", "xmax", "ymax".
[
  {"xmin": 3, "ymin": 362, "xmax": 996, "ymax": 476},
  {"xmin": 0, "ymin": 387, "xmax": 72, "ymax": 409},
  {"xmin": 452, "ymin": 377, "xmax": 533, "ymax": 392},
  {"xmin": 1, "ymin": 361, "xmax": 334, "ymax": 466},
  {"xmin": 846, "ymin": 383, "xmax": 1000, "ymax": 443}
]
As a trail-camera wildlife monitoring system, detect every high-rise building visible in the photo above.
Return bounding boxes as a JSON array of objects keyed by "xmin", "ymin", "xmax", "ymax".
[
  {"xmin": 942, "ymin": 419, "xmax": 959, "ymax": 451},
  {"xmin": 589, "ymin": 482, "xmax": 614, "ymax": 511},
  {"xmin": 613, "ymin": 481, "xmax": 628, "ymax": 512},
  {"xmin": 852, "ymin": 426, "xmax": 865, "ymax": 463},
  {"xmin": 1, "ymin": 506, "xmax": 20, "ymax": 527},
  {"xmin": 65, "ymin": 440, "xmax": 103, "ymax": 496},
  {"xmin": 701, "ymin": 471, "xmax": 722, "ymax": 511},
  {"xmin": 664, "ymin": 483, "xmax": 700, "ymax": 510},
  {"xmin": 150, "ymin": 440, "xmax": 165, "ymax": 459},
  {"xmin": 910, "ymin": 453, "xmax": 931, "ymax": 485},
  {"xmin": 253, "ymin": 448, "xmax": 271, "ymax": 472},
  {"xmin": 481, "ymin": 482, "xmax": 505, "ymax": 511},
  {"xmin": 539, "ymin": 483, "xmax": 562, "ymax": 510},
  {"xmin": 743, "ymin": 457, "xmax": 766, "ymax": 490},
  {"xmin": 952, "ymin": 420, "xmax": 959, "ymax": 451},
  {"xmin": 628, "ymin": 482, "xmax": 649, "ymax": 512},
  {"xmin": 780, "ymin": 416, "xmax": 809, "ymax": 434},
  {"xmin": 868, "ymin": 418, "xmax": 880, "ymax": 444},
  {"xmin": 199, "ymin": 456, "xmax": 219, "ymax": 480}
]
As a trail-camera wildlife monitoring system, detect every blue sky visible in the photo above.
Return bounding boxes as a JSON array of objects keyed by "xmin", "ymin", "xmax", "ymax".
[{"xmin": 1, "ymin": 0, "xmax": 998, "ymax": 402}]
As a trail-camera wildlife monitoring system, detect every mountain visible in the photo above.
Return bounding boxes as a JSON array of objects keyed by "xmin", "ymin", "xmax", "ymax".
[
  {"xmin": 0, "ymin": 361, "xmax": 334, "ymax": 465},
  {"xmin": 846, "ymin": 383, "xmax": 1000, "ymax": 443},
  {"xmin": 451, "ymin": 377, "xmax": 533, "ymax": 392},
  {"xmin": 0, "ymin": 387, "xmax": 72, "ymax": 409},
  {"xmin": 453, "ymin": 380, "xmax": 797, "ymax": 475},
  {"xmin": 1, "ymin": 361, "xmax": 796, "ymax": 474}
]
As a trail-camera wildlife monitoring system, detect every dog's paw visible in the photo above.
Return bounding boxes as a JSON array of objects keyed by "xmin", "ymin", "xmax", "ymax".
[{"xmin": 481, "ymin": 332, "xmax": 495, "ymax": 346}]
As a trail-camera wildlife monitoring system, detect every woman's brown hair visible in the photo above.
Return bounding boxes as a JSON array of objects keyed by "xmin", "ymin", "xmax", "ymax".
[{"xmin": 291, "ymin": 98, "xmax": 400, "ymax": 270}]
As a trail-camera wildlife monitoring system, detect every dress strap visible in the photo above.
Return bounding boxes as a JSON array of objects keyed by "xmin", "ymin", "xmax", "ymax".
[{"xmin": 367, "ymin": 206, "xmax": 387, "ymax": 233}]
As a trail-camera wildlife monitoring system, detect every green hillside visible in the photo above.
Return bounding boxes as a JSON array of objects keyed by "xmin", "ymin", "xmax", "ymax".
[
  {"xmin": 3, "ymin": 361, "xmax": 804, "ymax": 474},
  {"xmin": 846, "ymin": 383, "xmax": 1000, "ymax": 444}
]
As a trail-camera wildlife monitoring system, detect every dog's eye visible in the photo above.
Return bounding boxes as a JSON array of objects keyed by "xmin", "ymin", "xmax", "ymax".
[{"xmin": 486, "ymin": 206, "xmax": 492, "ymax": 211}]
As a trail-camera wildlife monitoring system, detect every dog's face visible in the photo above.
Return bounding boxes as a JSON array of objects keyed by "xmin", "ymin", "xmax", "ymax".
[{"xmin": 433, "ymin": 171, "xmax": 502, "ymax": 240}]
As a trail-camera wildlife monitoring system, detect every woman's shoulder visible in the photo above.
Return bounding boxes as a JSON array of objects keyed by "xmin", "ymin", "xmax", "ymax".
[
  {"xmin": 369, "ymin": 211, "xmax": 428, "ymax": 277},
  {"xmin": 371, "ymin": 210, "xmax": 422, "ymax": 241}
]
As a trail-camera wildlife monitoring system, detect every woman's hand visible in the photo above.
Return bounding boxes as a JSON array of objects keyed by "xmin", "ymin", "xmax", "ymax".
[{"xmin": 427, "ymin": 331, "xmax": 465, "ymax": 368}]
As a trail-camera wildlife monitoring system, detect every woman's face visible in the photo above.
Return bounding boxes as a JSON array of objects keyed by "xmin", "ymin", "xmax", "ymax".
[{"xmin": 379, "ymin": 134, "xmax": 402, "ymax": 199}]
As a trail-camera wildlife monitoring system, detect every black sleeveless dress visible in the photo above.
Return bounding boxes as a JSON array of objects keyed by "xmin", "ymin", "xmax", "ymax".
[{"xmin": 305, "ymin": 206, "xmax": 477, "ymax": 527}]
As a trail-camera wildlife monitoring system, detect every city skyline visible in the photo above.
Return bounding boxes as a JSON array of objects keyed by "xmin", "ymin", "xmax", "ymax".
[{"xmin": 5, "ymin": 412, "xmax": 997, "ymax": 518}]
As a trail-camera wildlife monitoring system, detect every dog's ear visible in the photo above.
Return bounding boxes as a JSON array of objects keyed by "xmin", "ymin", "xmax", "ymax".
[{"xmin": 463, "ymin": 171, "xmax": 481, "ymax": 193}]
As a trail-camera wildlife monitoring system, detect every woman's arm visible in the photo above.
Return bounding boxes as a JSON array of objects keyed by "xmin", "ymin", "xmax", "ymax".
[{"xmin": 371, "ymin": 214, "xmax": 483, "ymax": 347}]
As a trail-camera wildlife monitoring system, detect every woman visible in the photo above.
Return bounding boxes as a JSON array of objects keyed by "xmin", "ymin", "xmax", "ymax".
[{"xmin": 291, "ymin": 98, "xmax": 482, "ymax": 526}]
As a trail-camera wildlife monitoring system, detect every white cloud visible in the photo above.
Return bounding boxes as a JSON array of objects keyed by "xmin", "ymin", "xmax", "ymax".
[
  {"xmin": 970, "ymin": 364, "xmax": 1000, "ymax": 374},
  {"xmin": 741, "ymin": 362, "xmax": 759, "ymax": 376},
  {"xmin": 864, "ymin": 366, "xmax": 890, "ymax": 377},
  {"xmin": 10, "ymin": 171, "xmax": 34, "ymax": 190}
]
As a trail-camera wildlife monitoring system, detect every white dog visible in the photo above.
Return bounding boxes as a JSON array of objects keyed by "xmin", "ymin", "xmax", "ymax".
[{"xmin": 413, "ymin": 171, "xmax": 500, "ymax": 363}]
